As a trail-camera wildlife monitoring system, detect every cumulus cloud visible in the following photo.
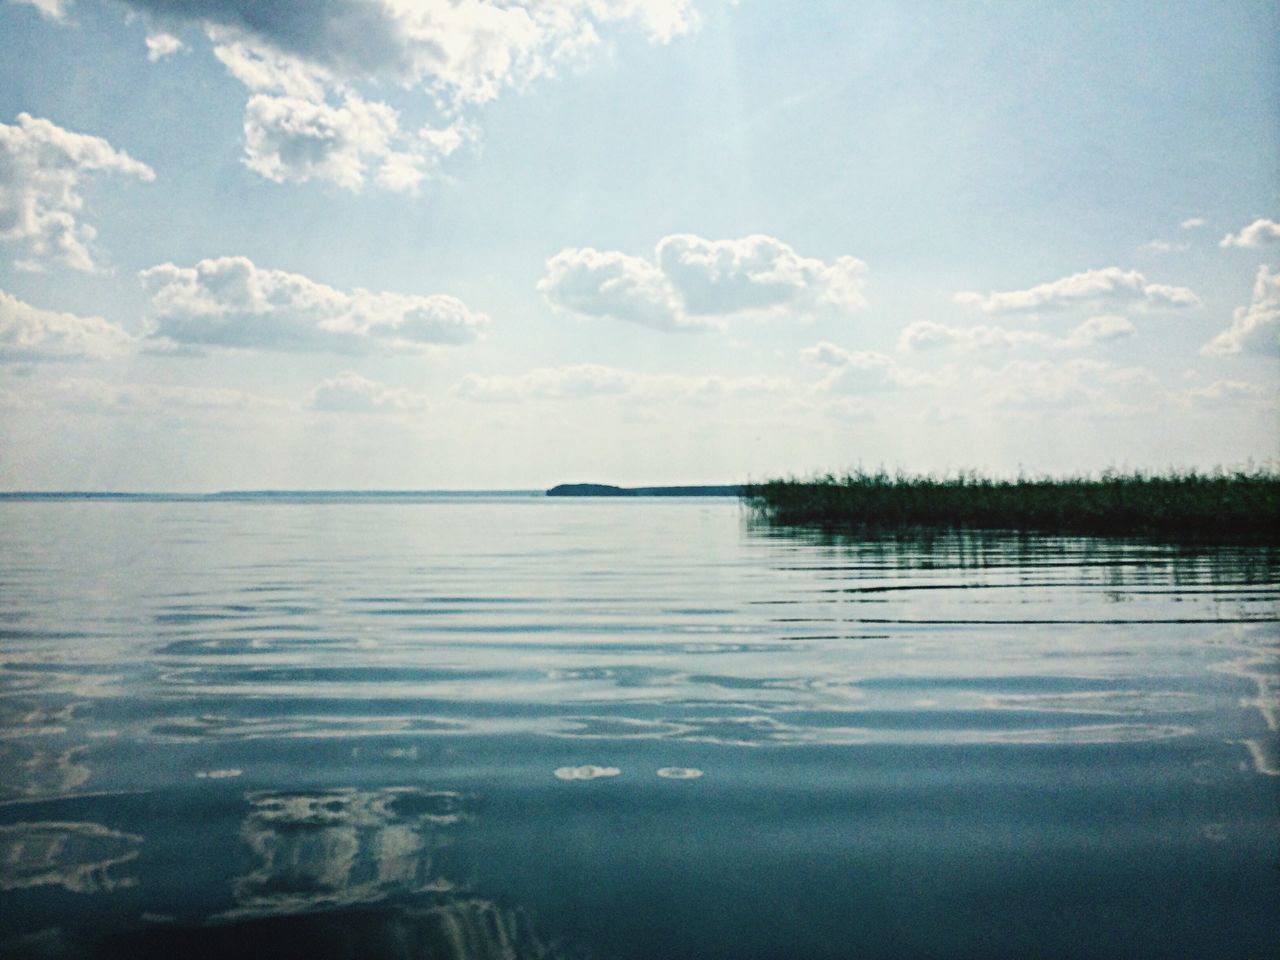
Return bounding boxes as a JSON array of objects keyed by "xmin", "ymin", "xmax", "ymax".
[
  {"xmin": 71, "ymin": 1, "xmax": 697, "ymax": 192},
  {"xmin": 114, "ymin": 1, "xmax": 699, "ymax": 100},
  {"xmin": 0, "ymin": 113, "xmax": 155, "ymax": 271},
  {"xmin": 1, "ymin": 288, "xmax": 134, "ymax": 362},
  {"xmin": 801, "ymin": 341, "xmax": 932, "ymax": 392},
  {"xmin": 140, "ymin": 256, "xmax": 488, "ymax": 354},
  {"xmin": 1202, "ymin": 265, "xmax": 1280, "ymax": 356},
  {"xmin": 1219, "ymin": 218, "xmax": 1280, "ymax": 249},
  {"xmin": 10, "ymin": 0, "xmax": 69, "ymax": 21},
  {"xmin": 244, "ymin": 92, "xmax": 398, "ymax": 190},
  {"xmin": 455, "ymin": 363, "xmax": 791, "ymax": 403},
  {"xmin": 307, "ymin": 372, "xmax": 429, "ymax": 413},
  {"xmin": 1055, "ymin": 315, "xmax": 1137, "ymax": 350},
  {"xmin": 539, "ymin": 248, "xmax": 689, "ymax": 331},
  {"xmin": 655, "ymin": 234, "xmax": 867, "ymax": 315},
  {"xmin": 954, "ymin": 267, "xmax": 1198, "ymax": 314},
  {"xmin": 540, "ymin": 235, "xmax": 867, "ymax": 331},
  {"xmin": 144, "ymin": 32, "xmax": 183, "ymax": 61},
  {"xmin": 897, "ymin": 315, "xmax": 1138, "ymax": 353}
]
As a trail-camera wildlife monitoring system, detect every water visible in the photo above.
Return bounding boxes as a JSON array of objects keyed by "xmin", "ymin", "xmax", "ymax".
[{"xmin": 0, "ymin": 496, "xmax": 1276, "ymax": 959}]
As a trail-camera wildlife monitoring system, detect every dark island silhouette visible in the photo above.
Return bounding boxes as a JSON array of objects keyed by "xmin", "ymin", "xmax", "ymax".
[{"xmin": 546, "ymin": 483, "xmax": 741, "ymax": 497}]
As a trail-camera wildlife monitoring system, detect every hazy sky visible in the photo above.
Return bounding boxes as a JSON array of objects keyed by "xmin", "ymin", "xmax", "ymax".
[{"xmin": 1, "ymin": 0, "xmax": 1277, "ymax": 490}]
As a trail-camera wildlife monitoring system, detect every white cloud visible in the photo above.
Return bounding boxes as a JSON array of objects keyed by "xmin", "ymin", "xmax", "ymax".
[
  {"xmin": 307, "ymin": 372, "xmax": 430, "ymax": 413},
  {"xmin": 211, "ymin": 39, "xmax": 331, "ymax": 100},
  {"xmin": 1141, "ymin": 283, "xmax": 1200, "ymax": 309},
  {"xmin": 656, "ymin": 234, "xmax": 866, "ymax": 315},
  {"xmin": 1142, "ymin": 239, "xmax": 1188, "ymax": 254},
  {"xmin": 955, "ymin": 267, "xmax": 1198, "ymax": 314},
  {"xmin": 92, "ymin": 1, "xmax": 698, "ymax": 193},
  {"xmin": 897, "ymin": 321, "xmax": 1049, "ymax": 352},
  {"xmin": 1219, "ymin": 218, "xmax": 1280, "ymax": 249},
  {"xmin": 455, "ymin": 362, "xmax": 791, "ymax": 404},
  {"xmin": 977, "ymin": 358, "xmax": 1155, "ymax": 411},
  {"xmin": 539, "ymin": 248, "xmax": 691, "ymax": 331},
  {"xmin": 0, "ymin": 288, "xmax": 134, "ymax": 362},
  {"xmin": 1202, "ymin": 265, "xmax": 1280, "ymax": 356},
  {"xmin": 1055, "ymin": 315, "xmax": 1136, "ymax": 350},
  {"xmin": 144, "ymin": 32, "xmax": 183, "ymax": 61},
  {"xmin": 1174, "ymin": 379, "xmax": 1270, "ymax": 407},
  {"xmin": 540, "ymin": 234, "xmax": 867, "ymax": 331},
  {"xmin": 0, "ymin": 113, "xmax": 155, "ymax": 271},
  {"xmin": 242, "ymin": 93, "xmax": 396, "ymax": 191},
  {"xmin": 1180, "ymin": 217, "xmax": 1206, "ymax": 230},
  {"xmin": 897, "ymin": 315, "xmax": 1137, "ymax": 354},
  {"xmin": 9, "ymin": 0, "xmax": 69, "ymax": 21},
  {"xmin": 140, "ymin": 256, "xmax": 488, "ymax": 354},
  {"xmin": 121, "ymin": 1, "xmax": 700, "ymax": 102},
  {"xmin": 801, "ymin": 341, "xmax": 932, "ymax": 392}
]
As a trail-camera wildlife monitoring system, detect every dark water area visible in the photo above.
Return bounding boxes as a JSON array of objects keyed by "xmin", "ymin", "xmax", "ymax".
[{"xmin": 0, "ymin": 497, "xmax": 1276, "ymax": 959}]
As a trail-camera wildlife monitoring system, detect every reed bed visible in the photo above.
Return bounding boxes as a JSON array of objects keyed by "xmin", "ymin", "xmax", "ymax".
[{"xmin": 743, "ymin": 469, "xmax": 1280, "ymax": 539}]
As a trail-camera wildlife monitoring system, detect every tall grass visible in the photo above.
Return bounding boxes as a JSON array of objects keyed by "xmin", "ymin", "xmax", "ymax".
[{"xmin": 743, "ymin": 468, "xmax": 1280, "ymax": 539}]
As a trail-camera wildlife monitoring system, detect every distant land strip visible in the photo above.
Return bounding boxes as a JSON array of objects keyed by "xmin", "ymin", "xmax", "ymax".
[
  {"xmin": 545, "ymin": 483, "xmax": 742, "ymax": 497},
  {"xmin": 742, "ymin": 470, "xmax": 1280, "ymax": 540},
  {"xmin": 0, "ymin": 490, "xmax": 543, "ymax": 501}
]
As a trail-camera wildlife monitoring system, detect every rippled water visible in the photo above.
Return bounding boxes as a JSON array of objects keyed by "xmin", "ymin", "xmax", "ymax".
[{"xmin": 1, "ymin": 497, "xmax": 1277, "ymax": 959}]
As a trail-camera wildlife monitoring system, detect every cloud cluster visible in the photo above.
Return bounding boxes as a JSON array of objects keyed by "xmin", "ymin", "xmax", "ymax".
[
  {"xmin": 801, "ymin": 341, "xmax": 931, "ymax": 392},
  {"xmin": 955, "ymin": 267, "xmax": 1198, "ymax": 314},
  {"xmin": 0, "ymin": 288, "xmax": 134, "ymax": 362},
  {"xmin": 455, "ymin": 362, "xmax": 790, "ymax": 403},
  {"xmin": 91, "ymin": 0, "xmax": 698, "ymax": 192},
  {"xmin": 307, "ymin": 371, "xmax": 430, "ymax": 413},
  {"xmin": 117, "ymin": 1, "xmax": 698, "ymax": 98},
  {"xmin": 1202, "ymin": 265, "xmax": 1279, "ymax": 356},
  {"xmin": 1219, "ymin": 218, "xmax": 1280, "ymax": 249},
  {"xmin": 0, "ymin": 113, "xmax": 155, "ymax": 271},
  {"xmin": 540, "ymin": 234, "xmax": 867, "ymax": 331},
  {"xmin": 141, "ymin": 256, "xmax": 488, "ymax": 354},
  {"xmin": 898, "ymin": 315, "xmax": 1136, "ymax": 352}
]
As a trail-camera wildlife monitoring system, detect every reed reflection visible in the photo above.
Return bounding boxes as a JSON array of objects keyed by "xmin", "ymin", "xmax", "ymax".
[
  {"xmin": 223, "ymin": 787, "xmax": 461, "ymax": 920},
  {"xmin": 0, "ymin": 821, "xmax": 141, "ymax": 894}
]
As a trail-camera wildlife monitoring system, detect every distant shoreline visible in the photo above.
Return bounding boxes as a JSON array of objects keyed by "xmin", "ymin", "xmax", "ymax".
[
  {"xmin": 743, "ymin": 471, "xmax": 1280, "ymax": 540},
  {"xmin": 545, "ymin": 483, "xmax": 741, "ymax": 497},
  {"xmin": 0, "ymin": 490, "xmax": 544, "ymax": 501}
]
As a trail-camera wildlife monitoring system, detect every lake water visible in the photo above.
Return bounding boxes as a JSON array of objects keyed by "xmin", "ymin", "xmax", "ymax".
[{"xmin": 1, "ymin": 496, "xmax": 1276, "ymax": 959}]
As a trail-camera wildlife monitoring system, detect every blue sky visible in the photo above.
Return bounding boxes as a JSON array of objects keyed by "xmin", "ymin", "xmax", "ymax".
[{"xmin": 1, "ymin": 0, "xmax": 1276, "ymax": 489}]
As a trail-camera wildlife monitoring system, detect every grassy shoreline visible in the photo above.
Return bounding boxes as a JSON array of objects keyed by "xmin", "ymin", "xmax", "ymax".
[{"xmin": 743, "ymin": 470, "xmax": 1280, "ymax": 540}]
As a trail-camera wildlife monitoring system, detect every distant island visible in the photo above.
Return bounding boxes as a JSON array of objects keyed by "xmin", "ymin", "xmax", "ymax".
[{"xmin": 546, "ymin": 483, "xmax": 742, "ymax": 497}]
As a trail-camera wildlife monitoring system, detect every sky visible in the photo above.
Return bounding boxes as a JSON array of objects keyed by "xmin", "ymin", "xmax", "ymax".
[{"xmin": 0, "ymin": 0, "xmax": 1276, "ymax": 490}]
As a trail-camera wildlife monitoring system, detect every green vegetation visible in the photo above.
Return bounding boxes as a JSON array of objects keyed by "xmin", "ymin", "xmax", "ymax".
[{"xmin": 743, "ymin": 469, "xmax": 1280, "ymax": 539}]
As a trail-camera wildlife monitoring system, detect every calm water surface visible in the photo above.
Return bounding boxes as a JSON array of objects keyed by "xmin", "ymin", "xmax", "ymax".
[{"xmin": 1, "ymin": 497, "xmax": 1276, "ymax": 959}]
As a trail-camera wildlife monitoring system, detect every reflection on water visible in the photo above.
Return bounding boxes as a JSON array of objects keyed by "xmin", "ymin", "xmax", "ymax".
[
  {"xmin": 0, "ymin": 498, "xmax": 1277, "ymax": 959},
  {"xmin": 0, "ymin": 822, "xmax": 141, "ymax": 894},
  {"xmin": 226, "ymin": 787, "xmax": 459, "ymax": 920}
]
